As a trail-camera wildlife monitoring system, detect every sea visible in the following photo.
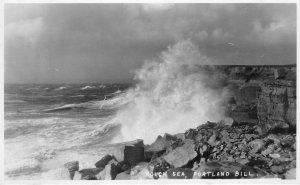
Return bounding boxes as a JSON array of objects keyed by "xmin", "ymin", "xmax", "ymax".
[{"xmin": 4, "ymin": 83, "xmax": 132, "ymax": 179}]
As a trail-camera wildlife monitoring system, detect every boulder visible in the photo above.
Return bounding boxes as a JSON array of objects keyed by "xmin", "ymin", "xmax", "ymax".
[
  {"xmin": 63, "ymin": 161, "xmax": 79, "ymax": 179},
  {"xmin": 270, "ymin": 165, "xmax": 285, "ymax": 174},
  {"xmin": 124, "ymin": 145, "xmax": 145, "ymax": 166},
  {"xmin": 283, "ymin": 168, "xmax": 296, "ymax": 179},
  {"xmin": 79, "ymin": 168, "xmax": 103, "ymax": 180},
  {"xmin": 94, "ymin": 155, "xmax": 114, "ymax": 168},
  {"xmin": 163, "ymin": 139, "xmax": 197, "ymax": 168},
  {"xmin": 249, "ymin": 139, "xmax": 264, "ymax": 154},
  {"xmin": 97, "ymin": 159, "xmax": 121, "ymax": 180}
]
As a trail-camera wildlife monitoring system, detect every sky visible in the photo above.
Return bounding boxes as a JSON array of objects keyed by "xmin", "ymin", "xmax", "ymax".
[{"xmin": 4, "ymin": 3, "xmax": 296, "ymax": 84}]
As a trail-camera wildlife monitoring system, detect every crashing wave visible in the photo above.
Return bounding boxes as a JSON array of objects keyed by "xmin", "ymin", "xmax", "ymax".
[{"xmin": 111, "ymin": 40, "xmax": 228, "ymax": 144}]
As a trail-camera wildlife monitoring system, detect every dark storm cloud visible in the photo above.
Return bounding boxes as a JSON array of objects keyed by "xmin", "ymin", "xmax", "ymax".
[{"xmin": 4, "ymin": 4, "xmax": 296, "ymax": 83}]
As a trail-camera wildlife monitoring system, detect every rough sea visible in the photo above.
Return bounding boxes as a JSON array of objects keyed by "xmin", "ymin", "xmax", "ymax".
[{"xmin": 4, "ymin": 83, "xmax": 131, "ymax": 179}]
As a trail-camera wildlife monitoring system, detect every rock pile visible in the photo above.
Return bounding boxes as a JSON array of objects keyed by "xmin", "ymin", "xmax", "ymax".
[{"xmin": 63, "ymin": 120, "xmax": 296, "ymax": 180}]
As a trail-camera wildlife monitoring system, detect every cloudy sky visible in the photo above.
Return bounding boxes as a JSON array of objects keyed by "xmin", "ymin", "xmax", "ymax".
[{"xmin": 5, "ymin": 3, "xmax": 296, "ymax": 83}]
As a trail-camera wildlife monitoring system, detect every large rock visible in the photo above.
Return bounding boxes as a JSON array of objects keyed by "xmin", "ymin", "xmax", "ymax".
[
  {"xmin": 94, "ymin": 155, "xmax": 114, "ymax": 168},
  {"xmin": 249, "ymin": 139, "xmax": 264, "ymax": 154},
  {"xmin": 63, "ymin": 161, "xmax": 79, "ymax": 179},
  {"xmin": 79, "ymin": 168, "xmax": 103, "ymax": 180},
  {"xmin": 124, "ymin": 145, "xmax": 145, "ymax": 166},
  {"xmin": 97, "ymin": 159, "xmax": 121, "ymax": 180},
  {"xmin": 163, "ymin": 139, "xmax": 197, "ymax": 168}
]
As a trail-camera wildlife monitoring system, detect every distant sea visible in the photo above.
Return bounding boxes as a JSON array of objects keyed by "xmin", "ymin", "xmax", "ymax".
[{"xmin": 4, "ymin": 83, "xmax": 131, "ymax": 179}]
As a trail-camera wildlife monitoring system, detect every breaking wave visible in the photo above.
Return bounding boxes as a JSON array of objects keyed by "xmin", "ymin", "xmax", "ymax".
[
  {"xmin": 81, "ymin": 85, "xmax": 96, "ymax": 90},
  {"xmin": 110, "ymin": 40, "xmax": 228, "ymax": 144}
]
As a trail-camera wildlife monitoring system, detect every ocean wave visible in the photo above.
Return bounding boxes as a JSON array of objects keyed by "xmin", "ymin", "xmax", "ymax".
[
  {"xmin": 111, "ymin": 90, "xmax": 122, "ymax": 95},
  {"xmin": 55, "ymin": 86, "xmax": 67, "ymax": 91},
  {"xmin": 99, "ymin": 84, "xmax": 106, "ymax": 89},
  {"xmin": 70, "ymin": 95, "xmax": 85, "ymax": 98},
  {"xmin": 81, "ymin": 85, "xmax": 96, "ymax": 90},
  {"xmin": 5, "ymin": 99, "xmax": 27, "ymax": 104},
  {"xmin": 5, "ymin": 158, "xmax": 41, "ymax": 177},
  {"xmin": 42, "ymin": 103, "xmax": 91, "ymax": 112}
]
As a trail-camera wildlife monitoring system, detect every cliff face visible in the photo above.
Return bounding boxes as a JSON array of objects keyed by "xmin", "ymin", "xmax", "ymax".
[
  {"xmin": 257, "ymin": 80, "xmax": 296, "ymax": 132},
  {"xmin": 224, "ymin": 65, "xmax": 296, "ymax": 133}
]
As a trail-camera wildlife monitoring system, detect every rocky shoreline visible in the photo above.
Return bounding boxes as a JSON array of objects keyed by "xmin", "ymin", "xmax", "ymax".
[{"xmin": 61, "ymin": 65, "xmax": 296, "ymax": 180}]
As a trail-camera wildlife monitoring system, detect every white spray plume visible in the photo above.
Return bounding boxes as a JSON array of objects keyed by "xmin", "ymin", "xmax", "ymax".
[{"xmin": 111, "ymin": 40, "xmax": 228, "ymax": 144}]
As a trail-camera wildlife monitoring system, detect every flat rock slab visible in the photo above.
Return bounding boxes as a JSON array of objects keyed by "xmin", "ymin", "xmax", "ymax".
[{"xmin": 163, "ymin": 139, "xmax": 197, "ymax": 168}]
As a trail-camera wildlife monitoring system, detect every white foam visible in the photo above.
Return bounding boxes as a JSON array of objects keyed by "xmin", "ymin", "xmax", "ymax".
[
  {"xmin": 112, "ymin": 40, "xmax": 228, "ymax": 144},
  {"xmin": 81, "ymin": 85, "xmax": 96, "ymax": 90}
]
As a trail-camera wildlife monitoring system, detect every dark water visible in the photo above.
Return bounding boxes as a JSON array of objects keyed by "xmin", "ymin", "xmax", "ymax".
[{"xmin": 4, "ymin": 83, "xmax": 131, "ymax": 179}]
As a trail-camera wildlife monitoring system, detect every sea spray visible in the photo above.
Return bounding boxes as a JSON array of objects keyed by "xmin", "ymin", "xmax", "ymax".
[{"xmin": 111, "ymin": 40, "xmax": 229, "ymax": 144}]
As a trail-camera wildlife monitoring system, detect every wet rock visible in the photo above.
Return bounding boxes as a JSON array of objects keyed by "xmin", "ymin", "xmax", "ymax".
[
  {"xmin": 236, "ymin": 158, "xmax": 249, "ymax": 165},
  {"xmin": 118, "ymin": 161, "xmax": 131, "ymax": 173},
  {"xmin": 97, "ymin": 159, "xmax": 120, "ymax": 180},
  {"xmin": 94, "ymin": 155, "xmax": 114, "ymax": 169},
  {"xmin": 253, "ymin": 126, "xmax": 263, "ymax": 136},
  {"xmin": 269, "ymin": 153, "xmax": 280, "ymax": 159},
  {"xmin": 261, "ymin": 144, "xmax": 275, "ymax": 156},
  {"xmin": 249, "ymin": 139, "xmax": 264, "ymax": 154},
  {"xmin": 185, "ymin": 129, "xmax": 198, "ymax": 140},
  {"xmin": 163, "ymin": 139, "xmax": 197, "ymax": 168},
  {"xmin": 207, "ymin": 133, "xmax": 217, "ymax": 146},
  {"xmin": 63, "ymin": 161, "xmax": 79, "ymax": 179},
  {"xmin": 266, "ymin": 134, "xmax": 281, "ymax": 146},
  {"xmin": 280, "ymin": 135, "xmax": 295, "ymax": 148},
  {"xmin": 124, "ymin": 145, "xmax": 145, "ymax": 166},
  {"xmin": 283, "ymin": 168, "xmax": 296, "ymax": 179},
  {"xmin": 270, "ymin": 165, "xmax": 285, "ymax": 174},
  {"xmin": 79, "ymin": 168, "xmax": 103, "ymax": 180}
]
